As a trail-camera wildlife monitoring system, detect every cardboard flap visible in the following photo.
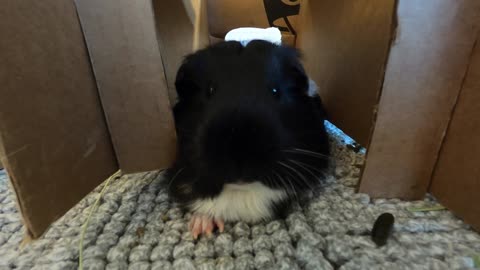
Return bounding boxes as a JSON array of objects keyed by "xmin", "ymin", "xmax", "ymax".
[
  {"xmin": 75, "ymin": 0, "xmax": 177, "ymax": 173},
  {"xmin": 431, "ymin": 32, "xmax": 480, "ymax": 231},
  {"xmin": 359, "ymin": 0, "xmax": 480, "ymax": 199},
  {"xmin": 297, "ymin": 0, "xmax": 397, "ymax": 146},
  {"xmin": 0, "ymin": 0, "xmax": 118, "ymax": 239},
  {"xmin": 151, "ymin": 0, "xmax": 202, "ymax": 103}
]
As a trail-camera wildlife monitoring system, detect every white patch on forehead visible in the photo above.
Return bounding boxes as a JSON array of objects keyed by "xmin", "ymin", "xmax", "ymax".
[
  {"xmin": 190, "ymin": 182, "xmax": 287, "ymax": 223},
  {"xmin": 225, "ymin": 27, "xmax": 282, "ymax": 46}
]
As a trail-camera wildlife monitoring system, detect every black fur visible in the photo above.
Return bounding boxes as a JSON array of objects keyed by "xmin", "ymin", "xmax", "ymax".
[{"xmin": 166, "ymin": 40, "xmax": 330, "ymax": 218}]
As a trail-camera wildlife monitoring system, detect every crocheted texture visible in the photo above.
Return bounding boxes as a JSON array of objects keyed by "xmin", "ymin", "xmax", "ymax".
[{"xmin": 0, "ymin": 123, "xmax": 479, "ymax": 270}]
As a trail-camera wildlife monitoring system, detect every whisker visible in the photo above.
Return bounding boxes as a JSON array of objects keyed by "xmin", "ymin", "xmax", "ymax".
[
  {"xmin": 276, "ymin": 162, "xmax": 297, "ymax": 182},
  {"xmin": 285, "ymin": 176, "xmax": 300, "ymax": 203},
  {"xmin": 289, "ymin": 159, "xmax": 326, "ymax": 177},
  {"xmin": 288, "ymin": 159, "xmax": 325, "ymax": 176},
  {"xmin": 287, "ymin": 159, "xmax": 318, "ymax": 179},
  {"xmin": 283, "ymin": 148, "xmax": 330, "ymax": 159},
  {"xmin": 273, "ymin": 169, "xmax": 299, "ymax": 202},
  {"xmin": 167, "ymin": 167, "xmax": 186, "ymax": 191},
  {"xmin": 278, "ymin": 161, "xmax": 315, "ymax": 191},
  {"xmin": 271, "ymin": 171, "xmax": 290, "ymax": 195},
  {"xmin": 285, "ymin": 159, "xmax": 326, "ymax": 193},
  {"xmin": 283, "ymin": 151, "xmax": 329, "ymax": 161},
  {"xmin": 276, "ymin": 163, "xmax": 307, "ymax": 202},
  {"xmin": 292, "ymin": 148, "xmax": 330, "ymax": 157}
]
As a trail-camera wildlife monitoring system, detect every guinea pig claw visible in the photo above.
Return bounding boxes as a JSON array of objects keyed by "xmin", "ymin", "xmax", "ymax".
[
  {"xmin": 191, "ymin": 216, "xmax": 204, "ymax": 240},
  {"xmin": 189, "ymin": 214, "xmax": 224, "ymax": 239},
  {"xmin": 203, "ymin": 217, "xmax": 214, "ymax": 237},
  {"xmin": 214, "ymin": 218, "xmax": 225, "ymax": 233}
]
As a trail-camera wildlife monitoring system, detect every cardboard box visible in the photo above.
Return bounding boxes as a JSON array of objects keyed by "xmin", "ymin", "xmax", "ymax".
[
  {"xmin": 0, "ymin": 0, "xmax": 119, "ymax": 239},
  {"xmin": 358, "ymin": 0, "xmax": 480, "ymax": 199},
  {"xmin": 1, "ymin": 0, "xmax": 479, "ymax": 239},
  {"xmin": 430, "ymin": 39, "xmax": 480, "ymax": 232},
  {"xmin": 74, "ymin": 0, "xmax": 177, "ymax": 174}
]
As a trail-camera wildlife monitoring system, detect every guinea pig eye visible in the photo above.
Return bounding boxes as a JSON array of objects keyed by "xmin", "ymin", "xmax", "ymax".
[
  {"xmin": 207, "ymin": 85, "xmax": 215, "ymax": 97},
  {"xmin": 271, "ymin": 88, "xmax": 280, "ymax": 97}
]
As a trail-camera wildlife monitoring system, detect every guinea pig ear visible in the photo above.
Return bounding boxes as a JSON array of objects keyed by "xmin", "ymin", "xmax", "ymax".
[
  {"xmin": 291, "ymin": 59, "xmax": 309, "ymax": 92},
  {"xmin": 277, "ymin": 46, "xmax": 309, "ymax": 93},
  {"xmin": 174, "ymin": 55, "xmax": 203, "ymax": 101},
  {"xmin": 310, "ymin": 94, "xmax": 330, "ymax": 120},
  {"xmin": 306, "ymin": 78, "xmax": 329, "ymax": 119}
]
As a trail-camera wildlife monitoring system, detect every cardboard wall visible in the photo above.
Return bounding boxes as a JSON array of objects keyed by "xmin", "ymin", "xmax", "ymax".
[
  {"xmin": 359, "ymin": 0, "xmax": 480, "ymax": 199},
  {"xmin": 2, "ymin": 0, "xmax": 479, "ymax": 239},
  {"xmin": 206, "ymin": 0, "xmax": 300, "ymax": 46},
  {"xmin": 297, "ymin": 0, "xmax": 397, "ymax": 146},
  {"xmin": 430, "ymin": 33, "xmax": 480, "ymax": 231},
  {"xmin": 75, "ymin": 0, "xmax": 177, "ymax": 173},
  {"xmin": 0, "ymin": 0, "xmax": 118, "ymax": 238},
  {"xmin": 152, "ymin": 0, "xmax": 200, "ymax": 103}
]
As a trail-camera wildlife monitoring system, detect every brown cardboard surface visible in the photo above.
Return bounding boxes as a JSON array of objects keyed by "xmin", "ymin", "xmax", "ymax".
[
  {"xmin": 0, "ymin": 0, "xmax": 118, "ymax": 238},
  {"xmin": 192, "ymin": 0, "xmax": 211, "ymax": 52},
  {"xmin": 75, "ymin": 0, "xmax": 177, "ymax": 173},
  {"xmin": 206, "ymin": 0, "xmax": 300, "ymax": 41},
  {"xmin": 430, "ymin": 34, "xmax": 480, "ymax": 231},
  {"xmin": 281, "ymin": 33, "xmax": 296, "ymax": 47},
  {"xmin": 152, "ymin": 0, "xmax": 197, "ymax": 103},
  {"xmin": 209, "ymin": 35, "xmax": 225, "ymax": 45},
  {"xmin": 297, "ymin": 0, "xmax": 396, "ymax": 146},
  {"xmin": 359, "ymin": 0, "xmax": 480, "ymax": 199}
]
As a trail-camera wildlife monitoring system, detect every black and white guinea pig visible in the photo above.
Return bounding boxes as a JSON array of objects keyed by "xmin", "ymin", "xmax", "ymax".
[{"xmin": 165, "ymin": 40, "xmax": 330, "ymax": 238}]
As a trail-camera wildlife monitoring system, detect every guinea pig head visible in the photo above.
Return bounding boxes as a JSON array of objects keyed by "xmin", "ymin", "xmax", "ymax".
[{"xmin": 172, "ymin": 40, "xmax": 329, "ymax": 195}]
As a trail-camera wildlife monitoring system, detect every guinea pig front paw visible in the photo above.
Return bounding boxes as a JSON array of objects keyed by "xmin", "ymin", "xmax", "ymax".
[{"xmin": 188, "ymin": 213, "xmax": 224, "ymax": 239}]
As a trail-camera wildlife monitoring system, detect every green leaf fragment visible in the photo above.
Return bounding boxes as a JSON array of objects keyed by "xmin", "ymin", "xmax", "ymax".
[{"xmin": 473, "ymin": 254, "xmax": 480, "ymax": 268}]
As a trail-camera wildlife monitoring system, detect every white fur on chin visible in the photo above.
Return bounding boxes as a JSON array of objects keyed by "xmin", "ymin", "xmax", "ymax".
[{"xmin": 190, "ymin": 182, "xmax": 287, "ymax": 223}]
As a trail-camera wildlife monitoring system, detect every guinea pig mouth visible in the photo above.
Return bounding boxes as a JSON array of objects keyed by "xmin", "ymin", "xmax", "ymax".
[{"xmin": 200, "ymin": 108, "xmax": 283, "ymax": 177}]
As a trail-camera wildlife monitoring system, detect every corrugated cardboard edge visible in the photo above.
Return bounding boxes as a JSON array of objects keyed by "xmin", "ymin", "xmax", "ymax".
[
  {"xmin": 430, "ymin": 33, "xmax": 480, "ymax": 232},
  {"xmin": 0, "ymin": 18, "xmax": 37, "ymax": 243},
  {"xmin": 11, "ymin": 179, "xmax": 34, "ymax": 249},
  {"xmin": 193, "ymin": 0, "xmax": 210, "ymax": 51},
  {"xmin": 9, "ymin": 178, "xmax": 34, "ymax": 243},
  {"xmin": 428, "ymin": 36, "xmax": 479, "ymax": 191},
  {"xmin": 72, "ymin": 4, "xmax": 120, "ymax": 167},
  {"xmin": 357, "ymin": 0, "xmax": 399, "ymax": 193},
  {"xmin": 0, "ymin": 142, "xmax": 35, "ymax": 243}
]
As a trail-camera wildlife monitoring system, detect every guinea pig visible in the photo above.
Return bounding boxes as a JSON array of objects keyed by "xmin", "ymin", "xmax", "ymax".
[{"xmin": 165, "ymin": 40, "xmax": 331, "ymax": 239}]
